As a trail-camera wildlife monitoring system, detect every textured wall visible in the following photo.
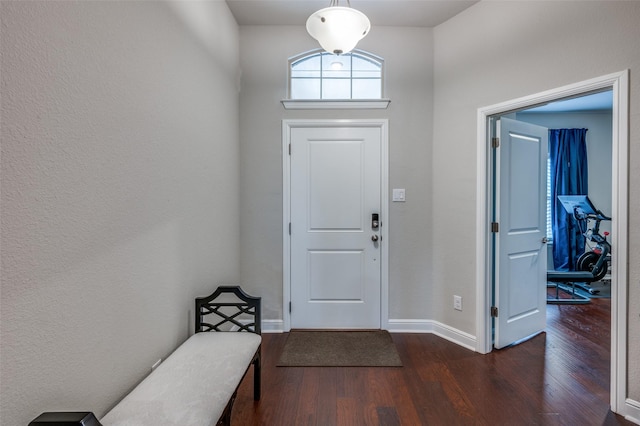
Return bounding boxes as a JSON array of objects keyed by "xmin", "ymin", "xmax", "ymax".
[
  {"xmin": 433, "ymin": 0, "xmax": 640, "ymax": 405},
  {"xmin": 0, "ymin": 1, "xmax": 240, "ymax": 424},
  {"xmin": 238, "ymin": 26, "xmax": 434, "ymax": 323}
]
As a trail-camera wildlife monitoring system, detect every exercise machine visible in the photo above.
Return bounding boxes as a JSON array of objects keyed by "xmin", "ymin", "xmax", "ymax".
[{"xmin": 547, "ymin": 195, "xmax": 611, "ymax": 304}]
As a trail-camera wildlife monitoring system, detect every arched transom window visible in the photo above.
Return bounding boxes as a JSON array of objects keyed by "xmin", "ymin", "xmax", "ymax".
[{"xmin": 288, "ymin": 49, "xmax": 383, "ymax": 100}]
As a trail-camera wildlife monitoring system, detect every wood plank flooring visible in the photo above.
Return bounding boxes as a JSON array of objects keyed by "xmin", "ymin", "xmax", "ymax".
[{"xmin": 232, "ymin": 297, "xmax": 633, "ymax": 425}]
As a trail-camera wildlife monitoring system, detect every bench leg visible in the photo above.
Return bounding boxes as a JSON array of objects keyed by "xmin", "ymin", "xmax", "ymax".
[{"xmin": 253, "ymin": 347, "xmax": 261, "ymax": 401}]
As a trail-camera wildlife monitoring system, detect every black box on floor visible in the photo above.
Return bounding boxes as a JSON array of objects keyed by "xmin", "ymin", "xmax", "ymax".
[{"xmin": 29, "ymin": 412, "xmax": 102, "ymax": 426}]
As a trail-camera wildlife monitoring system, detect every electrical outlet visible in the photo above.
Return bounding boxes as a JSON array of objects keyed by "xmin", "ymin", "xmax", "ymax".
[{"xmin": 453, "ymin": 295, "xmax": 462, "ymax": 311}]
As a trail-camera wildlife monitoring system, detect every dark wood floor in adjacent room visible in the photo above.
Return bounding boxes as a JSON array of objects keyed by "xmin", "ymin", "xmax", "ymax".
[{"xmin": 233, "ymin": 296, "xmax": 633, "ymax": 425}]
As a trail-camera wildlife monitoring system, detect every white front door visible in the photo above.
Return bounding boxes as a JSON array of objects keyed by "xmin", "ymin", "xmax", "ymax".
[
  {"xmin": 494, "ymin": 117, "xmax": 548, "ymax": 349},
  {"xmin": 289, "ymin": 124, "xmax": 383, "ymax": 329}
]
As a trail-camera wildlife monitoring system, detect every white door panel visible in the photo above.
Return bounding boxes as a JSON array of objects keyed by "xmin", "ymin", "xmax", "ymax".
[
  {"xmin": 290, "ymin": 126, "xmax": 382, "ymax": 329},
  {"xmin": 308, "ymin": 140, "xmax": 364, "ymax": 230},
  {"xmin": 495, "ymin": 118, "xmax": 548, "ymax": 349},
  {"xmin": 308, "ymin": 250, "xmax": 364, "ymax": 300}
]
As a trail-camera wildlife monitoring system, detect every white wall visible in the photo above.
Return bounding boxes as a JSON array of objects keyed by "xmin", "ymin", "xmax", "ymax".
[
  {"xmin": 0, "ymin": 1, "xmax": 240, "ymax": 424},
  {"xmin": 238, "ymin": 26, "xmax": 435, "ymax": 324},
  {"xmin": 433, "ymin": 0, "xmax": 640, "ymax": 403}
]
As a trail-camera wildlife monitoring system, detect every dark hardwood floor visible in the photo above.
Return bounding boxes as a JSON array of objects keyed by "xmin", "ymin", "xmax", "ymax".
[{"xmin": 232, "ymin": 296, "xmax": 633, "ymax": 425}]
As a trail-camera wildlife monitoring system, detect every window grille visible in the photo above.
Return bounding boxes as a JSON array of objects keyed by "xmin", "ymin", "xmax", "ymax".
[{"xmin": 289, "ymin": 49, "xmax": 383, "ymax": 100}]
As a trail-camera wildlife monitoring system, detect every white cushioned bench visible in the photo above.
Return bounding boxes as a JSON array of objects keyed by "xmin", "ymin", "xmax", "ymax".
[
  {"xmin": 29, "ymin": 286, "xmax": 261, "ymax": 426},
  {"xmin": 100, "ymin": 332, "xmax": 261, "ymax": 426}
]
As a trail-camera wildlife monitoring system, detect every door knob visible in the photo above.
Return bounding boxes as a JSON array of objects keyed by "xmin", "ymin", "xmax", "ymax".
[
  {"xmin": 371, "ymin": 235, "xmax": 379, "ymax": 242},
  {"xmin": 542, "ymin": 237, "xmax": 548, "ymax": 244}
]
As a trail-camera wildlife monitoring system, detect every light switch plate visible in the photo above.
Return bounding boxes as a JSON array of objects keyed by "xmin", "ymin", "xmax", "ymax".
[{"xmin": 392, "ymin": 188, "xmax": 406, "ymax": 202}]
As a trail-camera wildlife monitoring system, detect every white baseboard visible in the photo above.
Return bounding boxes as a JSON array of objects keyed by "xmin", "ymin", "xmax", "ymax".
[
  {"xmin": 260, "ymin": 319, "xmax": 477, "ymax": 352},
  {"xmin": 386, "ymin": 319, "xmax": 477, "ymax": 351},
  {"xmin": 261, "ymin": 319, "xmax": 285, "ymax": 333},
  {"xmin": 625, "ymin": 398, "xmax": 640, "ymax": 425}
]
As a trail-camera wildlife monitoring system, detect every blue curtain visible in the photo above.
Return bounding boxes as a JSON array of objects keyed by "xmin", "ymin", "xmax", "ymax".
[{"xmin": 549, "ymin": 128, "xmax": 589, "ymax": 271}]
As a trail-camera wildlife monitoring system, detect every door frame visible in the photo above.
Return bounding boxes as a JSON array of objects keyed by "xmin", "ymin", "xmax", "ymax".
[
  {"xmin": 282, "ymin": 119, "xmax": 389, "ymax": 331},
  {"xmin": 475, "ymin": 71, "xmax": 629, "ymax": 414}
]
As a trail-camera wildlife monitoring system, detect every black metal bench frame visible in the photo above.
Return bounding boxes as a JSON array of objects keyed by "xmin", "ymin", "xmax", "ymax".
[{"xmin": 195, "ymin": 286, "xmax": 261, "ymax": 426}]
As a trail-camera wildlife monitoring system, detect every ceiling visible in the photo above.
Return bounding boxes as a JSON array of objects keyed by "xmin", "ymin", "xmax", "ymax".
[
  {"xmin": 225, "ymin": 0, "xmax": 479, "ymax": 27},
  {"xmin": 224, "ymin": 1, "xmax": 612, "ymax": 114}
]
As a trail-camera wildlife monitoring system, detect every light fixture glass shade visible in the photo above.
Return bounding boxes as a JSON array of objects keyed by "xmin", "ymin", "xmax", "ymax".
[{"xmin": 306, "ymin": 6, "xmax": 370, "ymax": 55}]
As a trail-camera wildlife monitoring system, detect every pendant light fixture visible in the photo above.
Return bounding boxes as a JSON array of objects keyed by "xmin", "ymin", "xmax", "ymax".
[{"xmin": 306, "ymin": 0, "xmax": 371, "ymax": 55}]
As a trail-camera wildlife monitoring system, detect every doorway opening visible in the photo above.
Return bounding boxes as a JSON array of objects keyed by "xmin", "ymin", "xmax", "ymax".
[
  {"xmin": 476, "ymin": 71, "xmax": 629, "ymax": 414},
  {"xmin": 517, "ymin": 91, "xmax": 613, "ymax": 306}
]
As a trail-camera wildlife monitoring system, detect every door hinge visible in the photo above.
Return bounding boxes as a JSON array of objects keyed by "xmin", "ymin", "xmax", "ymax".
[
  {"xmin": 492, "ymin": 137, "xmax": 500, "ymax": 148},
  {"xmin": 289, "ymin": 301, "xmax": 292, "ymax": 313},
  {"xmin": 491, "ymin": 306, "xmax": 498, "ymax": 317},
  {"xmin": 289, "ymin": 222, "xmax": 291, "ymax": 235},
  {"xmin": 288, "ymin": 144, "xmax": 291, "ymax": 155},
  {"xmin": 491, "ymin": 222, "xmax": 499, "ymax": 233}
]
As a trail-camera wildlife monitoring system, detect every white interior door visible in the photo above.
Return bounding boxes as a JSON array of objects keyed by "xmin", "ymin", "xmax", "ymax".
[
  {"xmin": 494, "ymin": 117, "xmax": 548, "ymax": 349},
  {"xmin": 289, "ymin": 125, "xmax": 382, "ymax": 329}
]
